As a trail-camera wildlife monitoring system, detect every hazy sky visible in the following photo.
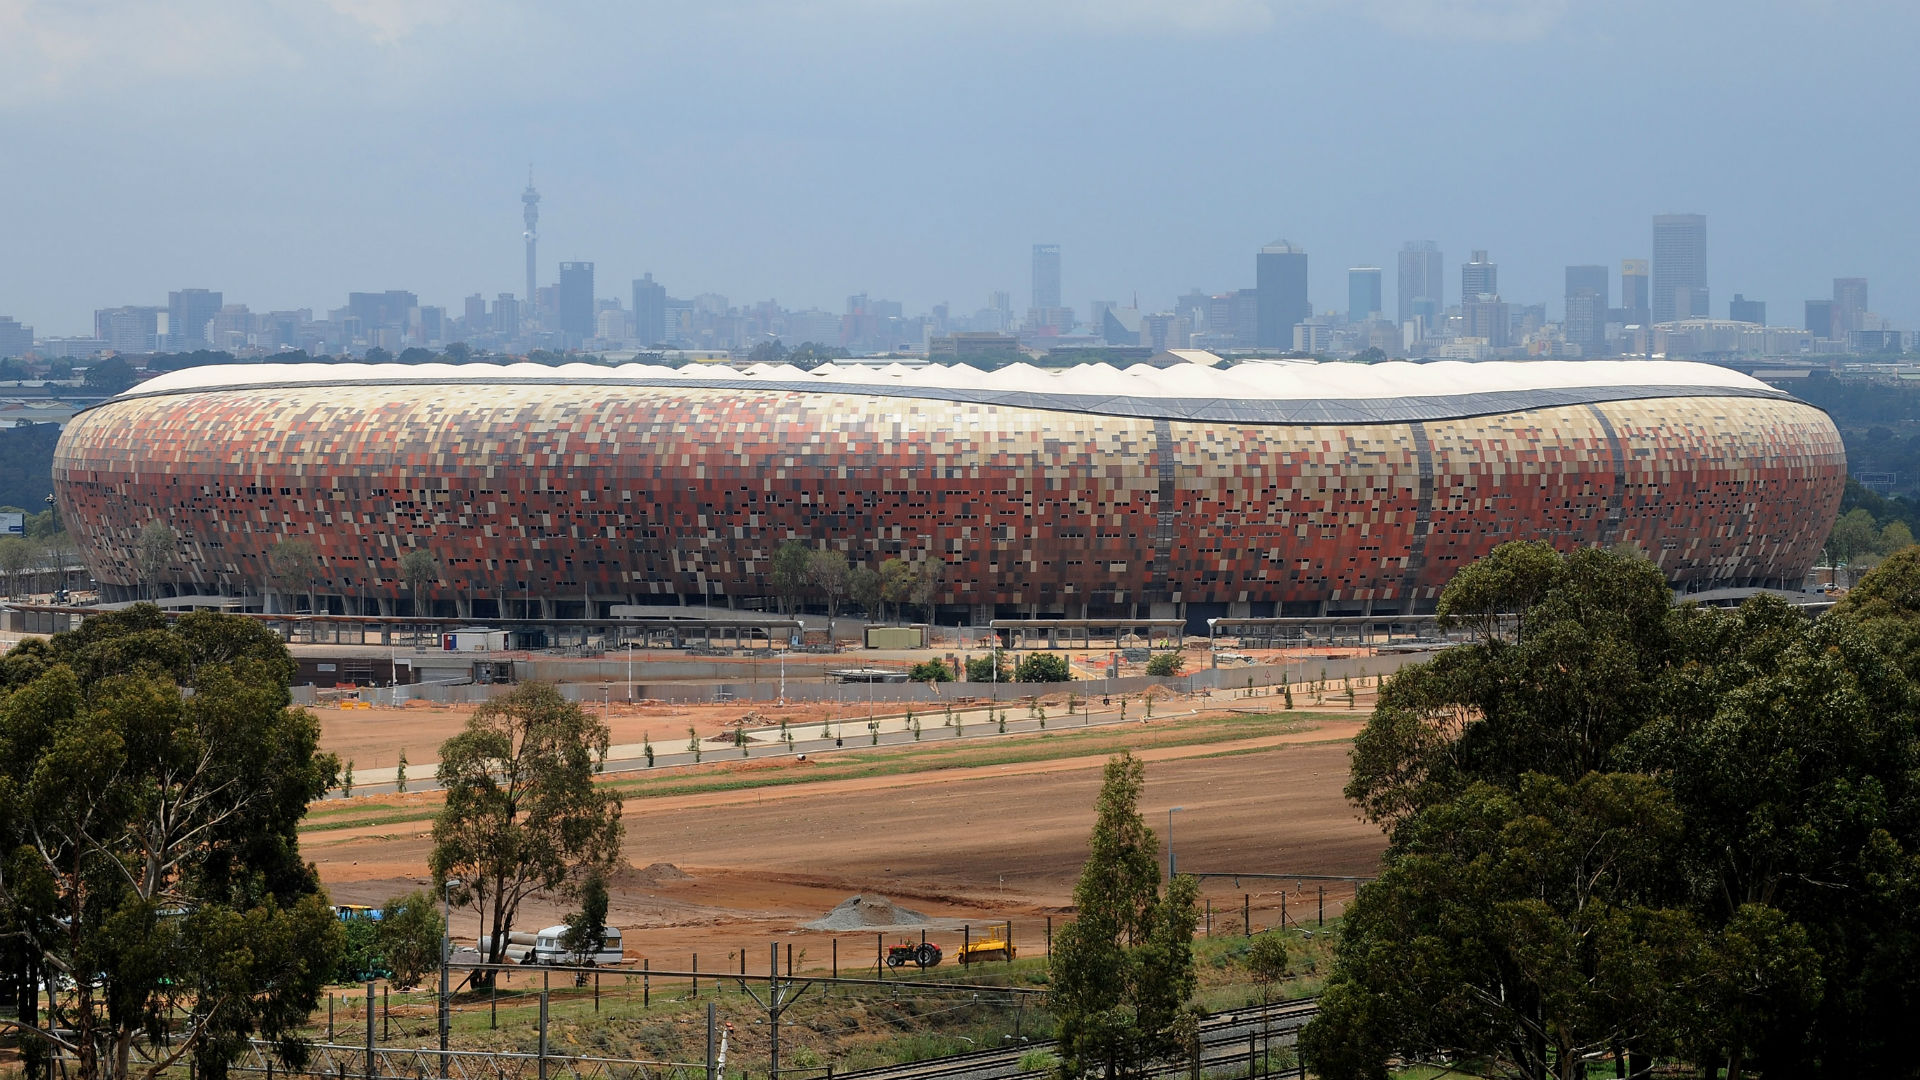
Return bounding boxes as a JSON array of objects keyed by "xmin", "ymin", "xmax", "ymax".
[{"xmin": 3, "ymin": 0, "xmax": 1916, "ymax": 335}]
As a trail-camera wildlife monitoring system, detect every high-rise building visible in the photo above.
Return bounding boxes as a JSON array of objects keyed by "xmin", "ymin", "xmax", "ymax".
[
  {"xmin": 1463, "ymin": 296, "xmax": 1510, "ymax": 347},
  {"xmin": 521, "ymin": 170, "xmax": 540, "ymax": 323},
  {"xmin": 1461, "ymin": 250, "xmax": 1498, "ymax": 302},
  {"xmin": 1175, "ymin": 289, "xmax": 1210, "ymax": 330},
  {"xmin": 558, "ymin": 262, "xmax": 595, "ymax": 344},
  {"xmin": 1832, "ymin": 278, "xmax": 1869, "ymax": 337},
  {"xmin": 463, "ymin": 294, "xmax": 487, "ymax": 334},
  {"xmin": 1397, "ymin": 241, "xmax": 1443, "ymax": 326},
  {"xmin": 346, "ymin": 291, "xmax": 417, "ymax": 334},
  {"xmin": 1140, "ymin": 312, "xmax": 1190, "ymax": 352},
  {"xmin": 1806, "ymin": 300, "xmax": 1834, "ymax": 340},
  {"xmin": 1652, "ymin": 214, "xmax": 1708, "ymax": 323},
  {"xmin": 632, "ymin": 274, "xmax": 667, "ymax": 347},
  {"xmin": 95, "ymin": 306, "xmax": 163, "ymax": 354},
  {"xmin": 0, "ymin": 316, "xmax": 32, "ymax": 358},
  {"xmin": 492, "ymin": 293, "xmax": 520, "ymax": 337},
  {"xmin": 1348, "ymin": 267, "xmax": 1383, "ymax": 322},
  {"xmin": 1565, "ymin": 265, "xmax": 1609, "ymax": 357},
  {"xmin": 1619, "ymin": 259, "xmax": 1650, "ymax": 326},
  {"xmin": 1032, "ymin": 244, "xmax": 1061, "ymax": 312},
  {"xmin": 168, "ymin": 288, "xmax": 223, "ymax": 349},
  {"xmin": 1729, "ymin": 294, "xmax": 1766, "ymax": 325},
  {"xmin": 1256, "ymin": 239, "xmax": 1309, "ymax": 349}
]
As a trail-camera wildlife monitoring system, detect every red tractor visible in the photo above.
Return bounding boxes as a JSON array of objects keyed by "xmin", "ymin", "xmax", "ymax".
[{"xmin": 884, "ymin": 941, "xmax": 943, "ymax": 969}]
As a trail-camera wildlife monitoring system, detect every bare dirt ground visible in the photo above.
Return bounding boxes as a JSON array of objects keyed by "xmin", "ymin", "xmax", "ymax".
[
  {"xmin": 309, "ymin": 713, "xmax": 1383, "ymax": 973},
  {"xmin": 314, "ymin": 699, "xmax": 869, "ymax": 771},
  {"xmin": 314, "ymin": 640, "xmax": 1387, "ymax": 771}
]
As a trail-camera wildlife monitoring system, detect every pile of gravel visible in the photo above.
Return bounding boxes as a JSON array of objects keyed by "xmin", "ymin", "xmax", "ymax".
[{"xmin": 804, "ymin": 894, "xmax": 930, "ymax": 931}]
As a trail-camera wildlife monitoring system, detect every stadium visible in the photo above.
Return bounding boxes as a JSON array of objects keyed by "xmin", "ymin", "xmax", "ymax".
[{"xmin": 53, "ymin": 358, "xmax": 1844, "ymax": 626}]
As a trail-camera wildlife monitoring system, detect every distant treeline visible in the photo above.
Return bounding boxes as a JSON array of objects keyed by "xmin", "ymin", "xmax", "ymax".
[
  {"xmin": 0, "ymin": 423, "xmax": 61, "ymax": 510},
  {"xmin": 1795, "ymin": 372, "xmax": 1920, "ymax": 512}
]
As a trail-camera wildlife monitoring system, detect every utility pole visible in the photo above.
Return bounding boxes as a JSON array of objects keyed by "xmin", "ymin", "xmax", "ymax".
[
  {"xmin": 439, "ymin": 878, "xmax": 460, "ymax": 1077},
  {"xmin": 741, "ymin": 940, "xmax": 812, "ymax": 1080}
]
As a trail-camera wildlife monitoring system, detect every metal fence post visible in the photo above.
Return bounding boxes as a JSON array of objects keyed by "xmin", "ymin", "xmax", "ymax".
[
  {"xmin": 1244, "ymin": 894, "xmax": 1251, "ymax": 937},
  {"xmin": 770, "ymin": 942, "xmax": 781, "ymax": 1080},
  {"xmin": 707, "ymin": 1001, "xmax": 717, "ymax": 1080},
  {"xmin": 538, "ymin": 972, "xmax": 550, "ymax": 1080},
  {"xmin": 364, "ymin": 981, "xmax": 375, "ymax": 1080}
]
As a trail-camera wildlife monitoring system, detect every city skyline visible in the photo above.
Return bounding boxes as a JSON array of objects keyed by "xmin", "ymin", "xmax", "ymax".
[{"xmin": 1, "ymin": 2, "xmax": 1915, "ymax": 334}]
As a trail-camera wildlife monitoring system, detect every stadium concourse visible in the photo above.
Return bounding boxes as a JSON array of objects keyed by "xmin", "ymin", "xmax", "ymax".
[{"xmin": 53, "ymin": 357, "xmax": 1843, "ymax": 630}]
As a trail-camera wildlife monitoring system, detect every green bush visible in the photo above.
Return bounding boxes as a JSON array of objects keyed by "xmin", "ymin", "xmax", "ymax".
[
  {"xmin": 1145, "ymin": 652, "xmax": 1184, "ymax": 677},
  {"xmin": 334, "ymin": 916, "xmax": 388, "ymax": 984},
  {"xmin": 379, "ymin": 890, "xmax": 446, "ymax": 989},
  {"xmin": 966, "ymin": 650, "xmax": 1010, "ymax": 682},
  {"xmin": 1015, "ymin": 652, "xmax": 1071, "ymax": 682},
  {"xmin": 909, "ymin": 660, "xmax": 954, "ymax": 683}
]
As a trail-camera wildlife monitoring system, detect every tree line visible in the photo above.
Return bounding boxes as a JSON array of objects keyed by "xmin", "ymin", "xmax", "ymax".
[
  {"xmin": 769, "ymin": 540, "xmax": 943, "ymax": 627},
  {"xmin": 0, "ymin": 609, "xmax": 621, "ymax": 1079},
  {"xmin": 1301, "ymin": 540, "xmax": 1920, "ymax": 1080}
]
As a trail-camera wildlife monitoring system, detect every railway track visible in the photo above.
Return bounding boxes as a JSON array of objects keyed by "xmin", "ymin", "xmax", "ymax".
[{"xmin": 831, "ymin": 998, "xmax": 1318, "ymax": 1080}]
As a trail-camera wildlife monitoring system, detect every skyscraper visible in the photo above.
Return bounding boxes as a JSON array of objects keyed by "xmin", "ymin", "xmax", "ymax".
[
  {"xmin": 1729, "ymin": 294, "xmax": 1766, "ymax": 325},
  {"xmin": 1651, "ymin": 214, "xmax": 1708, "ymax": 323},
  {"xmin": 632, "ymin": 274, "xmax": 667, "ymax": 347},
  {"xmin": 558, "ymin": 261, "xmax": 595, "ymax": 344},
  {"xmin": 346, "ymin": 291, "xmax": 417, "ymax": 334},
  {"xmin": 1461, "ymin": 250, "xmax": 1498, "ymax": 302},
  {"xmin": 1348, "ymin": 267, "xmax": 1382, "ymax": 322},
  {"xmin": 1256, "ymin": 240, "xmax": 1309, "ymax": 349},
  {"xmin": 1565, "ymin": 265, "xmax": 1609, "ymax": 357},
  {"xmin": 1620, "ymin": 260, "xmax": 1650, "ymax": 326},
  {"xmin": 1462, "ymin": 297, "xmax": 1511, "ymax": 348},
  {"xmin": 522, "ymin": 170, "xmax": 540, "ymax": 322},
  {"xmin": 493, "ymin": 294, "xmax": 520, "ymax": 337},
  {"xmin": 0, "ymin": 316, "xmax": 32, "ymax": 359},
  {"xmin": 1806, "ymin": 300, "xmax": 1833, "ymax": 340},
  {"xmin": 168, "ymin": 288, "xmax": 223, "ymax": 349},
  {"xmin": 1832, "ymin": 278, "xmax": 1869, "ymax": 337},
  {"xmin": 1032, "ymin": 244, "xmax": 1061, "ymax": 312},
  {"xmin": 1397, "ymin": 241, "xmax": 1443, "ymax": 327}
]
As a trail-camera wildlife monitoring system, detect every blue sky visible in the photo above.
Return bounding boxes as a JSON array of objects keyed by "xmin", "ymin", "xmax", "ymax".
[{"xmin": 2, "ymin": 0, "xmax": 1915, "ymax": 334}]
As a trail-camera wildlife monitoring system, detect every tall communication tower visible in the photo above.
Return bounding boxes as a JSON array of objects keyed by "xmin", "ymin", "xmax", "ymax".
[{"xmin": 521, "ymin": 167, "xmax": 540, "ymax": 318}]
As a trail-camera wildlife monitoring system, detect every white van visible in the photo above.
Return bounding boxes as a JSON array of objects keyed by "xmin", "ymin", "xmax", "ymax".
[{"xmin": 530, "ymin": 924, "xmax": 624, "ymax": 966}]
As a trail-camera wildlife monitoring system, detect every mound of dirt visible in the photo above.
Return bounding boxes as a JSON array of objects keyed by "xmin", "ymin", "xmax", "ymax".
[
  {"xmin": 611, "ymin": 861, "xmax": 695, "ymax": 887},
  {"xmin": 804, "ymin": 894, "xmax": 930, "ymax": 931}
]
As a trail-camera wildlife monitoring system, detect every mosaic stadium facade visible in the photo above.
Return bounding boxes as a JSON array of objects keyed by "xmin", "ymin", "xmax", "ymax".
[{"xmin": 53, "ymin": 359, "xmax": 1845, "ymax": 623}]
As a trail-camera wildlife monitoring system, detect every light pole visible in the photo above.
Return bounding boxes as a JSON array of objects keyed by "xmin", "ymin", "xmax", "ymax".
[
  {"xmin": 440, "ymin": 877, "xmax": 461, "ymax": 1074},
  {"xmin": 626, "ymin": 638, "xmax": 634, "ymax": 703},
  {"xmin": 1167, "ymin": 807, "xmax": 1184, "ymax": 881}
]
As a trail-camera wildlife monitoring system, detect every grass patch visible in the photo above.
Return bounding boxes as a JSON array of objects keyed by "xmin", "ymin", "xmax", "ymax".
[{"xmin": 307, "ymin": 920, "xmax": 1343, "ymax": 1072}]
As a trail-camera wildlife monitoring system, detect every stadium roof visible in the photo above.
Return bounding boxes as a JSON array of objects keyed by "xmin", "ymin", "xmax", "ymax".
[{"xmin": 112, "ymin": 359, "xmax": 1798, "ymax": 426}]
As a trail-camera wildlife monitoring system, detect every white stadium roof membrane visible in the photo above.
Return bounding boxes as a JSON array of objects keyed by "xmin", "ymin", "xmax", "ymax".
[{"xmin": 115, "ymin": 359, "xmax": 1797, "ymax": 425}]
